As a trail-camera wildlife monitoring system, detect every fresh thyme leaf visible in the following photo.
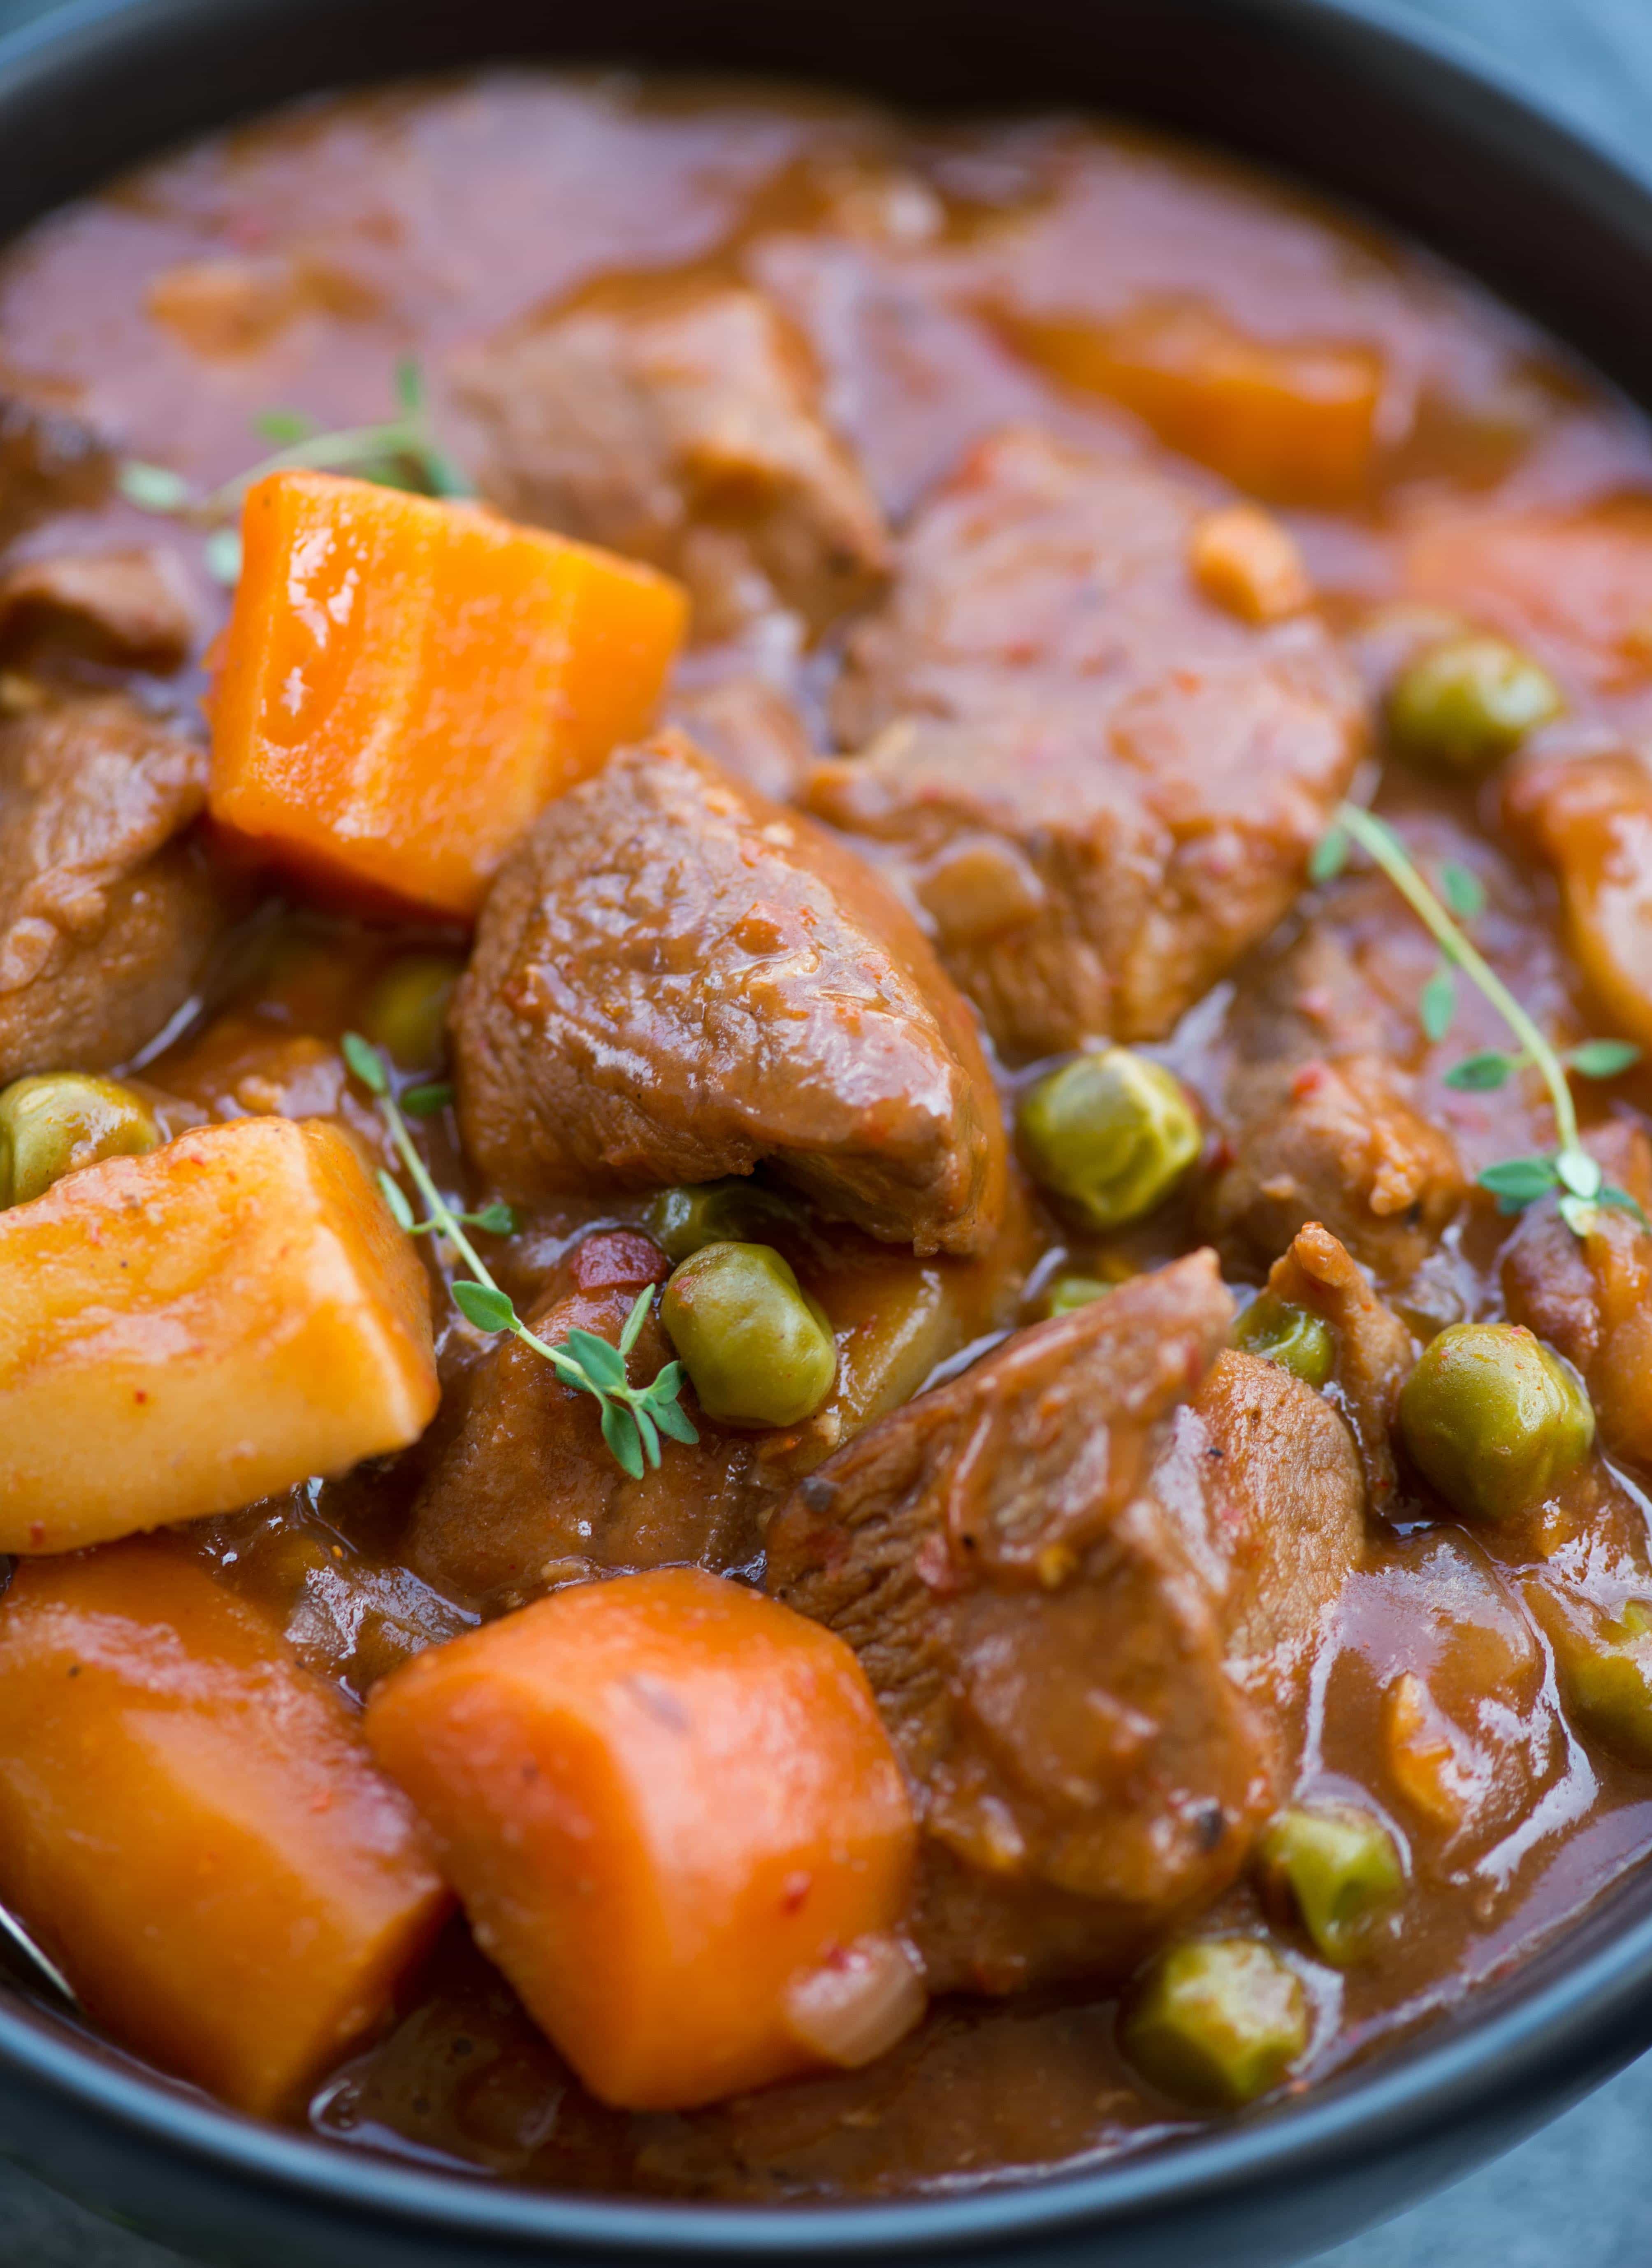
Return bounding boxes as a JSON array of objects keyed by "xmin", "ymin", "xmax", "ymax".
[
  {"xmin": 633, "ymin": 1402, "xmax": 662, "ymax": 1470},
  {"xmin": 618, "ymin": 1284, "xmax": 653, "ymax": 1358},
  {"xmin": 469, "ymin": 1200, "xmax": 519, "ymax": 1236},
  {"xmin": 601, "ymin": 1400, "xmax": 645, "ymax": 1480},
  {"xmin": 1568, "ymin": 1039, "xmax": 1641, "ymax": 1080},
  {"xmin": 341, "ymin": 1024, "xmax": 691, "ymax": 1473},
  {"xmin": 401, "ymin": 1081, "xmax": 454, "ymax": 1117},
  {"xmin": 1440, "ymin": 860, "xmax": 1485, "ymax": 921},
  {"xmin": 118, "ymin": 460, "xmax": 193, "ymax": 512},
  {"xmin": 376, "ymin": 1169, "xmax": 416, "ymax": 1233},
  {"xmin": 1420, "ymin": 964, "xmax": 1457, "ymax": 1042},
  {"xmin": 1477, "ymin": 1157, "xmax": 1559, "ymax": 1212},
  {"xmin": 1444, "ymin": 1050, "xmax": 1513, "ymax": 1092},
  {"xmin": 453, "ymin": 1279, "xmax": 516, "ymax": 1333},
  {"xmin": 1332, "ymin": 802, "xmax": 1643, "ymax": 1240},
  {"xmin": 255, "ymin": 408, "xmax": 316, "ymax": 445},
  {"xmin": 1556, "ymin": 1147, "xmax": 1603, "ymax": 1201},
  {"xmin": 1309, "ymin": 827, "xmax": 1348, "ymax": 885},
  {"xmin": 561, "ymin": 1328, "xmax": 629, "ymax": 1392},
  {"xmin": 341, "ymin": 1029, "xmax": 390, "ymax": 1095},
  {"xmin": 203, "ymin": 527, "xmax": 243, "ymax": 586},
  {"xmin": 650, "ymin": 1387, "xmax": 700, "ymax": 1446}
]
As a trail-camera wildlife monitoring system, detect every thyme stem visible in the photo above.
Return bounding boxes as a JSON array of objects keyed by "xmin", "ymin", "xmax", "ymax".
[{"xmin": 1335, "ymin": 801, "xmax": 1583, "ymax": 1161}]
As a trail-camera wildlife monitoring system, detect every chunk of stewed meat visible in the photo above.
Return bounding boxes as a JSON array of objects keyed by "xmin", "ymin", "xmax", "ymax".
[
  {"xmin": 0, "ymin": 386, "xmax": 108, "ymax": 541},
  {"xmin": 450, "ymin": 281, "xmax": 890, "ymax": 633},
  {"xmin": 0, "ymin": 694, "xmax": 227, "ymax": 1082},
  {"xmin": 1259, "ymin": 1221, "xmax": 1415, "ymax": 1513},
  {"xmin": 1186, "ymin": 1349, "xmax": 1367, "ymax": 1693},
  {"xmin": 408, "ymin": 1232, "xmax": 764, "ymax": 1616},
  {"xmin": 1204, "ymin": 883, "xmax": 1472, "ymax": 1288},
  {"xmin": 453, "ymin": 733, "xmax": 1008, "ymax": 1258},
  {"xmin": 766, "ymin": 1252, "xmax": 1282, "ymax": 1995},
  {"xmin": 807, "ymin": 426, "xmax": 1364, "ymax": 1057},
  {"xmin": 0, "ymin": 547, "xmax": 197, "ymax": 671}
]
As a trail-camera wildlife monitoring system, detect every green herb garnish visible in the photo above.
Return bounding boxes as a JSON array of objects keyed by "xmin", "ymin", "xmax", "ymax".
[
  {"xmin": 342, "ymin": 1031, "xmax": 694, "ymax": 1479},
  {"xmin": 119, "ymin": 358, "xmax": 473, "ymax": 583},
  {"xmin": 1312, "ymin": 803, "xmax": 1644, "ymax": 1237}
]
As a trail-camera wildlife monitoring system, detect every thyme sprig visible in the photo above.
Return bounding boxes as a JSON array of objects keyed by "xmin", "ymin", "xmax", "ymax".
[
  {"xmin": 119, "ymin": 360, "xmax": 473, "ymax": 583},
  {"xmin": 1311, "ymin": 802, "xmax": 1644, "ymax": 1237},
  {"xmin": 342, "ymin": 1032, "xmax": 695, "ymax": 1479}
]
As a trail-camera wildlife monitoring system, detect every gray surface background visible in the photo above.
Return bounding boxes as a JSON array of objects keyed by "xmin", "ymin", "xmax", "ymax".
[{"xmin": 0, "ymin": 0, "xmax": 1649, "ymax": 2258}]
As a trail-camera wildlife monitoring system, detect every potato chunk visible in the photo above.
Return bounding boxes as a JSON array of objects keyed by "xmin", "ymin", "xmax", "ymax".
[
  {"xmin": 0, "ymin": 1114, "xmax": 437, "ymax": 1551},
  {"xmin": 0, "ymin": 1542, "xmax": 450, "ymax": 2112}
]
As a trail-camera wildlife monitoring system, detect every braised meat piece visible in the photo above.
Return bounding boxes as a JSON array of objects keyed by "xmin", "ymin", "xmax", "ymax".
[
  {"xmin": 807, "ymin": 426, "xmax": 1364, "ymax": 1058},
  {"xmin": 1188, "ymin": 1348, "xmax": 1367, "ymax": 1691},
  {"xmin": 452, "ymin": 732, "xmax": 1008, "ymax": 1257},
  {"xmin": 408, "ymin": 1232, "xmax": 763, "ymax": 1616},
  {"xmin": 1205, "ymin": 873, "xmax": 1476, "ymax": 1289},
  {"xmin": 450, "ymin": 281, "xmax": 891, "ymax": 633},
  {"xmin": 767, "ymin": 1253, "xmax": 1281, "ymax": 1995},
  {"xmin": 0, "ymin": 546, "xmax": 197, "ymax": 671},
  {"xmin": 1259, "ymin": 1221, "xmax": 1415, "ymax": 1513},
  {"xmin": 0, "ymin": 694, "xmax": 227, "ymax": 1082},
  {"xmin": 0, "ymin": 387, "xmax": 108, "ymax": 542}
]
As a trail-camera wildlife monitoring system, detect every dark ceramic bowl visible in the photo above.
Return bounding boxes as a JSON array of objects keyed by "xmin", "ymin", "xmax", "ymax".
[{"xmin": 5, "ymin": 1, "xmax": 1652, "ymax": 2261}]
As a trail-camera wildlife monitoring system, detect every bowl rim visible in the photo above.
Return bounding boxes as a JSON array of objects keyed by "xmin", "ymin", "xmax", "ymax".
[{"xmin": 5, "ymin": 0, "xmax": 1652, "ymax": 2250}]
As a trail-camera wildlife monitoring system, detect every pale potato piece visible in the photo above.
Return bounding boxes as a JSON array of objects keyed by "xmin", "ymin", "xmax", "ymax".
[{"xmin": 0, "ymin": 1114, "xmax": 437, "ymax": 1550}]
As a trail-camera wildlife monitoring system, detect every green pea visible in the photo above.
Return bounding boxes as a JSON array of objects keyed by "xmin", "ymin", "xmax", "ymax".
[
  {"xmin": 360, "ymin": 953, "xmax": 466, "ymax": 1071},
  {"xmin": 660, "ymin": 1241, "xmax": 837, "ymax": 1428},
  {"xmin": 1387, "ymin": 634, "xmax": 1562, "ymax": 776},
  {"xmin": 1121, "ymin": 1937, "xmax": 1309, "ymax": 2110},
  {"xmin": 645, "ymin": 1178, "xmax": 806, "ymax": 1265},
  {"xmin": 0, "ymin": 1073, "xmax": 161, "ymax": 1209},
  {"xmin": 1258, "ymin": 1804, "xmax": 1404, "ymax": 1966},
  {"xmin": 1399, "ymin": 1321, "xmax": 1594, "ymax": 1523},
  {"xmin": 1550, "ymin": 1600, "xmax": 1652, "ymax": 1767},
  {"xmin": 1046, "ymin": 1274, "xmax": 1114, "ymax": 1317},
  {"xmin": 1018, "ymin": 1048, "xmax": 1200, "ymax": 1232},
  {"xmin": 1234, "ymin": 1295, "xmax": 1334, "ymax": 1388}
]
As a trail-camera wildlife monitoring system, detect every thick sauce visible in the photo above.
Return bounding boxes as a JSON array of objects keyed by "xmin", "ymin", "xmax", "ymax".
[{"xmin": 6, "ymin": 69, "xmax": 1652, "ymax": 2201}]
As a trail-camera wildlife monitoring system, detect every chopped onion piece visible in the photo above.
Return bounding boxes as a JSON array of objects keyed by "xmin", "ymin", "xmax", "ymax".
[{"xmin": 781, "ymin": 1932, "xmax": 927, "ymax": 2069}]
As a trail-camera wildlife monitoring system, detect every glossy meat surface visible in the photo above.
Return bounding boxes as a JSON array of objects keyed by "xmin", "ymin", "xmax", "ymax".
[
  {"xmin": 453, "ymin": 731, "xmax": 1008, "ymax": 1254},
  {"xmin": 452, "ymin": 279, "xmax": 891, "ymax": 634},
  {"xmin": 767, "ymin": 1256, "xmax": 1281, "ymax": 1994},
  {"xmin": 812, "ymin": 425, "xmax": 1364, "ymax": 1056},
  {"xmin": 0, "ymin": 694, "xmax": 226, "ymax": 1082}
]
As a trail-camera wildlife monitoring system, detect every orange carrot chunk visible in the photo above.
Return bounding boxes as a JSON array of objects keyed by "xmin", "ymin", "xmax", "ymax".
[
  {"xmin": 209, "ymin": 470, "xmax": 688, "ymax": 919},
  {"xmin": 366, "ymin": 1567, "xmax": 919, "ymax": 2110},
  {"xmin": 0, "ymin": 1114, "xmax": 437, "ymax": 1552},
  {"xmin": 0, "ymin": 1542, "xmax": 450, "ymax": 2114},
  {"xmin": 1006, "ymin": 299, "xmax": 1382, "ymax": 504}
]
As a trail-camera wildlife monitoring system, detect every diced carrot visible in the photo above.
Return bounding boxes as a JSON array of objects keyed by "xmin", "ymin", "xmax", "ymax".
[
  {"xmin": 1189, "ymin": 502, "xmax": 1314, "ymax": 623},
  {"xmin": 0, "ymin": 1115, "xmax": 437, "ymax": 1551},
  {"xmin": 209, "ymin": 470, "xmax": 688, "ymax": 918},
  {"xmin": 366, "ymin": 1566, "xmax": 918, "ymax": 2110},
  {"xmin": 1006, "ymin": 299, "xmax": 1382, "ymax": 504},
  {"xmin": 0, "ymin": 1541, "xmax": 450, "ymax": 2112}
]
